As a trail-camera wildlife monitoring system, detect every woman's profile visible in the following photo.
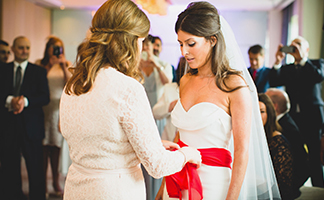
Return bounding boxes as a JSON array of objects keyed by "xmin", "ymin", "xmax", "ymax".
[
  {"xmin": 59, "ymin": 0, "xmax": 201, "ymax": 199},
  {"xmin": 157, "ymin": 1, "xmax": 281, "ymax": 200}
]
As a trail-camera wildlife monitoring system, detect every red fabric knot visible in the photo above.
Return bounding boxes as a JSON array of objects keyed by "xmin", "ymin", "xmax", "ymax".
[{"xmin": 165, "ymin": 140, "xmax": 232, "ymax": 200}]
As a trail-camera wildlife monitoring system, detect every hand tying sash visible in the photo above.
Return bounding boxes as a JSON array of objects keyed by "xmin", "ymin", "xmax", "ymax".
[{"xmin": 165, "ymin": 140, "xmax": 232, "ymax": 200}]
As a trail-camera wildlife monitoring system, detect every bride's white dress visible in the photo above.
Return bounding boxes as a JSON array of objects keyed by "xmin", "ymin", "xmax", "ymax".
[{"xmin": 164, "ymin": 100, "xmax": 233, "ymax": 200}]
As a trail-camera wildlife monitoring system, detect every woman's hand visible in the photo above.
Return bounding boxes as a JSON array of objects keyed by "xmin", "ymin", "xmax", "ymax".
[
  {"xmin": 49, "ymin": 55, "xmax": 61, "ymax": 67},
  {"xmin": 168, "ymin": 100, "xmax": 178, "ymax": 112},
  {"xmin": 161, "ymin": 140, "xmax": 180, "ymax": 150},
  {"xmin": 58, "ymin": 54, "xmax": 67, "ymax": 66},
  {"xmin": 179, "ymin": 147, "xmax": 202, "ymax": 168}
]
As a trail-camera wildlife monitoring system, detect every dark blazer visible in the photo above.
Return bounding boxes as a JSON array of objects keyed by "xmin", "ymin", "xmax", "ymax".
[
  {"xmin": 0, "ymin": 61, "xmax": 49, "ymax": 199},
  {"xmin": 269, "ymin": 59, "xmax": 324, "ymax": 113},
  {"xmin": 0, "ymin": 62, "xmax": 50, "ymax": 140},
  {"xmin": 248, "ymin": 66, "xmax": 271, "ymax": 93}
]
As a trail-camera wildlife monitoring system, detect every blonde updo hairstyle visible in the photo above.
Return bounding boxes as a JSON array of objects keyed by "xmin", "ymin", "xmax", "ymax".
[
  {"xmin": 65, "ymin": 0, "xmax": 150, "ymax": 95},
  {"xmin": 176, "ymin": 1, "xmax": 244, "ymax": 92}
]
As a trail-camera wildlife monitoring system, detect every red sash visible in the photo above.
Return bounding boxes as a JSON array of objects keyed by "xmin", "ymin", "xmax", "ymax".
[{"xmin": 165, "ymin": 140, "xmax": 232, "ymax": 200}]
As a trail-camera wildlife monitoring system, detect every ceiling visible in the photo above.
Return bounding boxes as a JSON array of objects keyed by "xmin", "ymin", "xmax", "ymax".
[{"xmin": 27, "ymin": 0, "xmax": 295, "ymax": 11}]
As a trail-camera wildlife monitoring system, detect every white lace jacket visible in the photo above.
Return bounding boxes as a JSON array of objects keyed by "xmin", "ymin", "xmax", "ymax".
[{"xmin": 60, "ymin": 67, "xmax": 184, "ymax": 178}]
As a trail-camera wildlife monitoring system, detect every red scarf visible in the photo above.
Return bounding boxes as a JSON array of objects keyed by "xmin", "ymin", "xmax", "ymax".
[{"xmin": 165, "ymin": 140, "xmax": 232, "ymax": 200}]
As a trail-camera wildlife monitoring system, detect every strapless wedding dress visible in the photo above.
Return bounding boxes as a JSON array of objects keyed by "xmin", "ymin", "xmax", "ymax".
[{"xmin": 163, "ymin": 100, "xmax": 233, "ymax": 200}]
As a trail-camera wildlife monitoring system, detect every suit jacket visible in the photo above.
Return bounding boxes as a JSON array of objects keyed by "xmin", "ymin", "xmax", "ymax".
[
  {"xmin": 248, "ymin": 66, "xmax": 271, "ymax": 93},
  {"xmin": 0, "ymin": 62, "xmax": 50, "ymax": 140},
  {"xmin": 269, "ymin": 59, "xmax": 324, "ymax": 113}
]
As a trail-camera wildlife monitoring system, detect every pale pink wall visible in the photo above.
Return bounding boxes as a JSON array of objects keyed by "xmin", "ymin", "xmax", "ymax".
[
  {"xmin": 268, "ymin": 10, "xmax": 283, "ymax": 66},
  {"xmin": 1, "ymin": 0, "xmax": 51, "ymax": 63}
]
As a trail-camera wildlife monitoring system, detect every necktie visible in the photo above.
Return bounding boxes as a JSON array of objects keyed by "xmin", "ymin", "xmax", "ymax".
[
  {"xmin": 14, "ymin": 66, "xmax": 22, "ymax": 96},
  {"xmin": 252, "ymin": 70, "xmax": 257, "ymax": 81}
]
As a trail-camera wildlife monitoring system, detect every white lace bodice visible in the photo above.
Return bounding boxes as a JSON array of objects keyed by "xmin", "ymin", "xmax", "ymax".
[{"xmin": 59, "ymin": 67, "xmax": 184, "ymax": 178}]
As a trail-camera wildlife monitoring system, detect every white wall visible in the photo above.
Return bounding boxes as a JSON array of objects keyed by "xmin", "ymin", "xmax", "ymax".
[
  {"xmin": 51, "ymin": 6, "xmax": 272, "ymax": 69},
  {"xmin": 145, "ymin": 6, "xmax": 269, "ymax": 68},
  {"xmin": 1, "ymin": 0, "xmax": 51, "ymax": 63},
  {"xmin": 221, "ymin": 11, "xmax": 268, "ymax": 67},
  {"xmin": 301, "ymin": 0, "xmax": 324, "ymax": 59},
  {"xmin": 52, "ymin": 9, "xmax": 93, "ymax": 64},
  {"xmin": 267, "ymin": 10, "xmax": 283, "ymax": 66}
]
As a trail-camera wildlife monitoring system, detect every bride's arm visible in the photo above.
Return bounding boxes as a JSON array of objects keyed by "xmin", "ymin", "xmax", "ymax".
[{"xmin": 226, "ymin": 77, "xmax": 252, "ymax": 200}]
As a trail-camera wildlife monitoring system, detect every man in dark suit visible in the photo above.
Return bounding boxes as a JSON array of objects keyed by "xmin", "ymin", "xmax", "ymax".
[
  {"xmin": 0, "ymin": 36, "xmax": 49, "ymax": 199},
  {"xmin": 269, "ymin": 36, "xmax": 324, "ymax": 187},
  {"xmin": 248, "ymin": 44, "xmax": 271, "ymax": 93},
  {"xmin": 265, "ymin": 88, "xmax": 309, "ymax": 198}
]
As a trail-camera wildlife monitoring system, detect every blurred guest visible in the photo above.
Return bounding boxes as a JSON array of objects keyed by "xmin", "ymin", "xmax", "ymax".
[
  {"xmin": 0, "ymin": 40, "xmax": 10, "ymax": 63},
  {"xmin": 265, "ymin": 88, "xmax": 309, "ymax": 198},
  {"xmin": 248, "ymin": 44, "xmax": 271, "ymax": 93},
  {"xmin": 0, "ymin": 36, "xmax": 49, "ymax": 200},
  {"xmin": 269, "ymin": 36, "xmax": 324, "ymax": 187},
  {"xmin": 140, "ymin": 34, "xmax": 173, "ymax": 200},
  {"xmin": 35, "ymin": 36, "xmax": 72, "ymax": 197},
  {"xmin": 259, "ymin": 93, "xmax": 293, "ymax": 200},
  {"xmin": 153, "ymin": 36, "xmax": 177, "ymax": 82},
  {"xmin": 153, "ymin": 56, "xmax": 186, "ymax": 141}
]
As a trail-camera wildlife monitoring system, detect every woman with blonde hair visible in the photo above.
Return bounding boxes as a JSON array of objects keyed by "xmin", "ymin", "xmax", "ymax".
[{"xmin": 59, "ymin": 0, "xmax": 201, "ymax": 199}]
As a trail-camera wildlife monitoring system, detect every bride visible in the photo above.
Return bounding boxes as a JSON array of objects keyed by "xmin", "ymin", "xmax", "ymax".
[{"xmin": 157, "ymin": 1, "xmax": 281, "ymax": 200}]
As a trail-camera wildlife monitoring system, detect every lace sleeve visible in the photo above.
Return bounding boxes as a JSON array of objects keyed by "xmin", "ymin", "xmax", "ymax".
[{"xmin": 118, "ymin": 82, "xmax": 184, "ymax": 179}]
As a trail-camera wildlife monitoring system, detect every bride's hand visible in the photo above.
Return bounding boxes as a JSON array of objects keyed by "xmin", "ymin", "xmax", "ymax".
[
  {"xmin": 161, "ymin": 140, "xmax": 180, "ymax": 150},
  {"xmin": 179, "ymin": 147, "xmax": 202, "ymax": 168}
]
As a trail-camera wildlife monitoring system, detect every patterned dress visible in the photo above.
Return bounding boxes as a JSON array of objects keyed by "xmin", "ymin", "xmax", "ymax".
[{"xmin": 269, "ymin": 135, "xmax": 293, "ymax": 200}]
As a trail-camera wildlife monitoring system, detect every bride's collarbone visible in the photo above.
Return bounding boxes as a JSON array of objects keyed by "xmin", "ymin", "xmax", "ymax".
[{"xmin": 180, "ymin": 86, "xmax": 230, "ymax": 114}]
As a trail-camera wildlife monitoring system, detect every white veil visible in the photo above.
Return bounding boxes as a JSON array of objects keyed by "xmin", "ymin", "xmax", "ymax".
[{"xmin": 220, "ymin": 16, "xmax": 281, "ymax": 199}]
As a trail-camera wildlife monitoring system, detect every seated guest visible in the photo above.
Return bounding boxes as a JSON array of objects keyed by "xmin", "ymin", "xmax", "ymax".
[
  {"xmin": 258, "ymin": 93, "xmax": 293, "ymax": 200},
  {"xmin": 265, "ymin": 88, "xmax": 309, "ymax": 198}
]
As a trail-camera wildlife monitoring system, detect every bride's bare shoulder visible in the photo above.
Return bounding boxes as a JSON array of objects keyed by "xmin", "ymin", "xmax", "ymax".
[
  {"xmin": 225, "ymin": 74, "xmax": 247, "ymax": 89},
  {"xmin": 179, "ymin": 73, "xmax": 191, "ymax": 87}
]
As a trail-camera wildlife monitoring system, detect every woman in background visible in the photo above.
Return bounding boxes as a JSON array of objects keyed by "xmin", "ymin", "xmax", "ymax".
[
  {"xmin": 153, "ymin": 56, "xmax": 186, "ymax": 141},
  {"xmin": 140, "ymin": 34, "xmax": 174, "ymax": 200},
  {"xmin": 259, "ymin": 93, "xmax": 293, "ymax": 199},
  {"xmin": 36, "ymin": 36, "xmax": 71, "ymax": 197},
  {"xmin": 59, "ymin": 0, "xmax": 201, "ymax": 199}
]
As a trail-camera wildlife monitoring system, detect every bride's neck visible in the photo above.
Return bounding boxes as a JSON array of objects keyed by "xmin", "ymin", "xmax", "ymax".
[{"xmin": 197, "ymin": 68, "xmax": 214, "ymax": 78}]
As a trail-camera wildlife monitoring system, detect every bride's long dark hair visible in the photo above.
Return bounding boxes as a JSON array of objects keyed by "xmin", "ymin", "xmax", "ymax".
[{"xmin": 175, "ymin": 1, "xmax": 245, "ymax": 92}]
